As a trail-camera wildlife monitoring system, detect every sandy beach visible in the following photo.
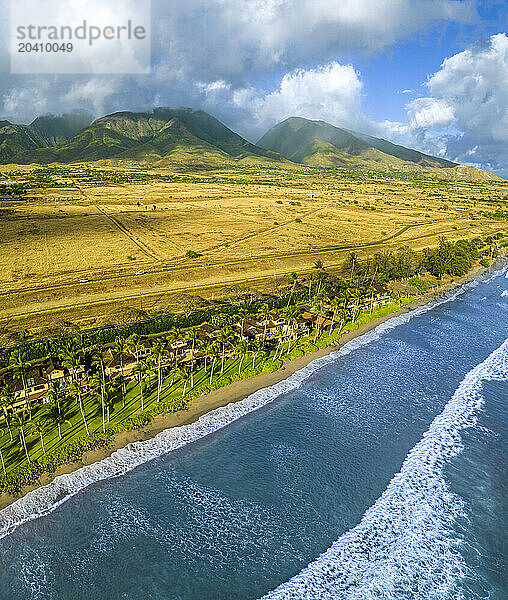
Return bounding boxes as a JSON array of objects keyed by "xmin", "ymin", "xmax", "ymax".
[{"xmin": 0, "ymin": 262, "xmax": 495, "ymax": 511}]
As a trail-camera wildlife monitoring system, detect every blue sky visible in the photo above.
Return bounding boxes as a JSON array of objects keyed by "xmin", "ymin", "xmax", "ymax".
[
  {"xmin": 356, "ymin": 2, "xmax": 508, "ymax": 124},
  {"xmin": 1, "ymin": 0, "xmax": 507, "ymax": 176}
]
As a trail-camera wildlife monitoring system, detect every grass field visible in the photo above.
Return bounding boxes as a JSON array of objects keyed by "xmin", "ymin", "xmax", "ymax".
[
  {"xmin": 0, "ymin": 163, "xmax": 506, "ymax": 336},
  {"xmin": 0, "ymin": 354, "xmax": 255, "ymax": 478},
  {"xmin": 0, "ymin": 300, "xmax": 409, "ymax": 481}
]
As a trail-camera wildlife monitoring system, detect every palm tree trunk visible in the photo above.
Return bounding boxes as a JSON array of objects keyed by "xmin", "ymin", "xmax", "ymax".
[
  {"xmin": 58, "ymin": 423, "xmax": 62, "ymax": 439},
  {"xmin": 23, "ymin": 375, "xmax": 32, "ymax": 419},
  {"xmin": 209, "ymin": 358, "xmax": 216, "ymax": 384},
  {"xmin": 120, "ymin": 359, "xmax": 126, "ymax": 407},
  {"xmin": 238, "ymin": 354, "xmax": 245, "ymax": 373},
  {"xmin": 157, "ymin": 359, "xmax": 161, "ymax": 402},
  {"xmin": 78, "ymin": 391, "xmax": 90, "ymax": 435},
  {"xmin": 0, "ymin": 446, "xmax": 5, "ymax": 475},
  {"xmin": 139, "ymin": 376, "xmax": 144, "ymax": 411},
  {"xmin": 329, "ymin": 307, "xmax": 338, "ymax": 335},
  {"xmin": 40, "ymin": 433, "xmax": 46, "ymax": 455},
  {"xmin": 19, "ymin": 427, "xmax": 30, "ymax": 461}
]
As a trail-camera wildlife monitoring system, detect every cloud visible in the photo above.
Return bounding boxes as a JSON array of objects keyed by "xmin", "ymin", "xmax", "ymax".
[
  {"xmin": 232, "ymin": 62, "xmax": 366, "ymax": 132},
  {"xmin": 151, "ymin": 0, "xmax": 476, "ymax": 81},
  {"xmin": 405, "ymin": 33, "xmax": 508, "ymax": 175},
  {"xmin": 0, "ymin": 0, "xmax": 475, "ymax": 123},
  {"xmin": 406, "ymin": 97, "xmax": 455, "ymax": 129}
]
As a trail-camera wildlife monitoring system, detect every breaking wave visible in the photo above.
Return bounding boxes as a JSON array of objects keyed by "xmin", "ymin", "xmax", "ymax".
[
  {"xmin": 260, "ymin": 338, "xmax": 508, "ymax": 600},
  {"xmin": 0, "ymin": 266, "xmax": 505, "ymax": 542}
]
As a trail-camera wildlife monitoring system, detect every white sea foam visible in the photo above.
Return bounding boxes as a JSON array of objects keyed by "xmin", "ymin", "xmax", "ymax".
[
  {"xmin": 0, "ymin": 267, "xmax": 504, "ymax": 541},
  {"xmin": 260, "ymin": 337, "xmax": 508, "ymax": 600}
]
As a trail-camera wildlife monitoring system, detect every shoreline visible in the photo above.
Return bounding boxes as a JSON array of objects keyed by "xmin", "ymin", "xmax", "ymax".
[{"xmin": 0, "ymin": 261, "xmax": 501, "ymax": 511}]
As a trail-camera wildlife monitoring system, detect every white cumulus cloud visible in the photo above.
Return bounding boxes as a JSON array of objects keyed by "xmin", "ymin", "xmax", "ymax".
[
  {"xmin": 232, "ymin": 62, "xmax": 366, "ymax": 131},
  {"xmin": 405, "ymin": 33, "xmax": 508, "ymax": 176}
]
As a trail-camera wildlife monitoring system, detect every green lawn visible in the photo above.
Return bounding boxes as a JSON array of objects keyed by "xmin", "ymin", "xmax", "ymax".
[
  {"xmin": 0, "ymin": 354, "xmax": 262, "ymax": 478},
  {"xmin": 0, "ymin": 301, "xmax": 407, "ymax": 486}
]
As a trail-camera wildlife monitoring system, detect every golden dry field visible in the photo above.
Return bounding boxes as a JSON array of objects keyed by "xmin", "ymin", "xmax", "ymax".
[{"xmin": 0, "ymin": 164, "xmax": 506, "ymax": 334}]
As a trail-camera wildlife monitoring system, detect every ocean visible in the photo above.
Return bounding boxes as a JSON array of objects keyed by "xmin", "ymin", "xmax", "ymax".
[{"xmin": 0, "ymin": 266, "xmax": 506, "ymax": 600}]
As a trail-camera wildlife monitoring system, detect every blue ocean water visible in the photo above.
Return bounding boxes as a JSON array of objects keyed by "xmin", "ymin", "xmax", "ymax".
[{"xmin": 0, "ymin": 268, "xmax": 507, "ymax": 600}]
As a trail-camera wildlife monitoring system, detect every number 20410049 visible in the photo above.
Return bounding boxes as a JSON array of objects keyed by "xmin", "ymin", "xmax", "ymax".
[{"xmin": 18, "ymin": 42, "xmax": 74, "ymax": 52}]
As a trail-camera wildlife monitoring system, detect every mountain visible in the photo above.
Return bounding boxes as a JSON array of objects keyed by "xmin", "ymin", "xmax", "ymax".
[
  {"xmin": 257, "ymin": 116, "xmax": 457, "ymax": 171},
  {"xmin": 0, "ymin": 111, "xmax": 92, "ymax": 163},
  {"xmin": 8, "ymin": 108, "xmax": 288, "ymax": 169},
  {"xmin": 30, "ymin": 110, "xmax": 92, "ymax": 146}
]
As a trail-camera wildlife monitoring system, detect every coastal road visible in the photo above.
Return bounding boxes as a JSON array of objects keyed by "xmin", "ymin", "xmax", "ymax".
[{"xmin": 0, "ymin": 221, "xmax": 478, "ymax": 323}]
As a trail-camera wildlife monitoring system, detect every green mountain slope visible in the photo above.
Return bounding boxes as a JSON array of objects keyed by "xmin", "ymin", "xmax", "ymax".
[
  {"xmin": 257, "ymin": 116, "xmax": 457, "ymax": 170},
  {"xmin": 0, "ymin": 123, "xmax": 46, "ymax": 163},
  {"xmin": 0, "ymin": 111, "xmax": 92, "ymax": 163},
  {"xmin": 9, "ymin": 108, "xmax": 288, "ymax": 168},
  {"xmin": 30, "ymin": 110, "xmax": 92, "ymax": 146}
]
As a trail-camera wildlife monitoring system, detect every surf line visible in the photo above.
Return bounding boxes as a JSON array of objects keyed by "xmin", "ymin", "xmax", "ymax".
[
  {"xmin": 0, "ymin": 268, "xmax": 504, "ymax": 540},
  {"xmin": 261, "ymin": 337, "xmax": 508, "ymax": 600}
]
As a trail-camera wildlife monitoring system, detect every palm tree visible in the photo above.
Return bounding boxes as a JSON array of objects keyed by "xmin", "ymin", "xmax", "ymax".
[
  {"xmin": 48, "ymin": 380, "xmax": 62, "ymax": 408},
  {"xmin": 0, "ymin": 385, "xmax": 14, "ymax": 441},
  {"xmin": 59, "ymin": 344, "xmax": 82, "ymax": 383},
  {"xmin": 90, "ymin": 371, "xmax": 106, "ymax": 433},
  {"xmin": 30, "ymin": 419, "xmax": 49, "ymax": 456},
  {"xmin": 198, "ymin": 338, "xmax": 211, "ymax": 372},
  {"xmin": 126, "ymin": 333, "xmax": 141, "ymax": 363},
  {"xmin": 250, "ymin": 340, "xmax": 261, "ymax": 370},
  {"xmin": 131, "ymin": 360, "xmax": 148, "ymax": 411},
  {"xmin": 144, "ymin": 357, "xmax": 156, "ymax": 393},
  {"xmin": 112, "ymin": 335, "xmax": 128, "ymax": 407},
  {"xmin": 272, "ymin": 326, "xmax": 285, "ymax": 360},
  {"xmin": 13, "ymin": 411, "xmax": 31, "ymax": 462},
  {"xmin": 312, "ymin": 291, "xmax": 327, "ymax": 343},
  {"xmin": 177, "ymin": 367, "xmax": 191, "ymax": 397},
  {"xmin": 335, "ymin": 308, "xmax": 350, "ymax": 337},
  {"xmin": 313, "ymin": 261, "xmax": 325, "ymax": 294},
  {"xmin": 102, "ymin": 381, "xmax": 118, "ymax": 423},
  {"xmin": 235, "ymin": 340, "xmax": 249, "ymax": 372},
  {"xmin": 208, "ymin": 341, "xmax": 220, "ymax": 384},
  {"xmin": 150, "ymin": 339, "xmax": 166, "ymax": 403},
  {"xmin": 185, "ymin": 329, "xmax": 200, "ymax": 386},
  {"xmin": 0, "ymin": 425, "xmax": 8, "ymax": 475},
  {"xmin": 91, "ymin": 350, "xmax": 108, "ymax": 430},
  {"xmin": 286, "ymin": 271, "xmax": 299, "ymax": 306},
  {"xmin": 258, "ymin": 303, "xmax": 273, "ymax": 346},
  {"xmin": 237, "ymin": 306, "xmax": 251, "ymax": 332},
  {"xmin": 9, "ymin": 349, "xmax": 31, "ymax": 417},
  {"xmin": 164, "ymin": 327, "xmax": 181, "ymax": 368},
  {"xmin": 186, "ymin": 328, "xmax": 199, "ymax": 356},
  {"xmin": 350, "ymin": 284, "xmax": 363, "ymax": 322},
  {"xmin": 44, "ymin": 403, "xmax": 70, "ymax": 440},
  {"xmin": 328, "ymin": 296, "xmax": 342, "ymax": 335},
  {"xmin": 217, "ymin": 327, "xmax": 234, "ymax": 374},
  {"xmin": 68, "ymin": 380, "xmax": 89, "ymax": 435}
]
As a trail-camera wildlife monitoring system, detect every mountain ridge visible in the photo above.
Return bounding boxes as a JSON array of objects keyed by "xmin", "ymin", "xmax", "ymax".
[
  {"xmin": 0, "ymin": 111, "xmax": 92, "ymax": 163},
  {"xmin": 0, "ymin": 109, "xmax": 502, "ymax": 180},
  {"xmin": 4, "ymin": 108, "xmax": 288, "ymax": 169},
  {"xmin": 257, "ymin": 116, "xmax": 457, "ymax": 170}
]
